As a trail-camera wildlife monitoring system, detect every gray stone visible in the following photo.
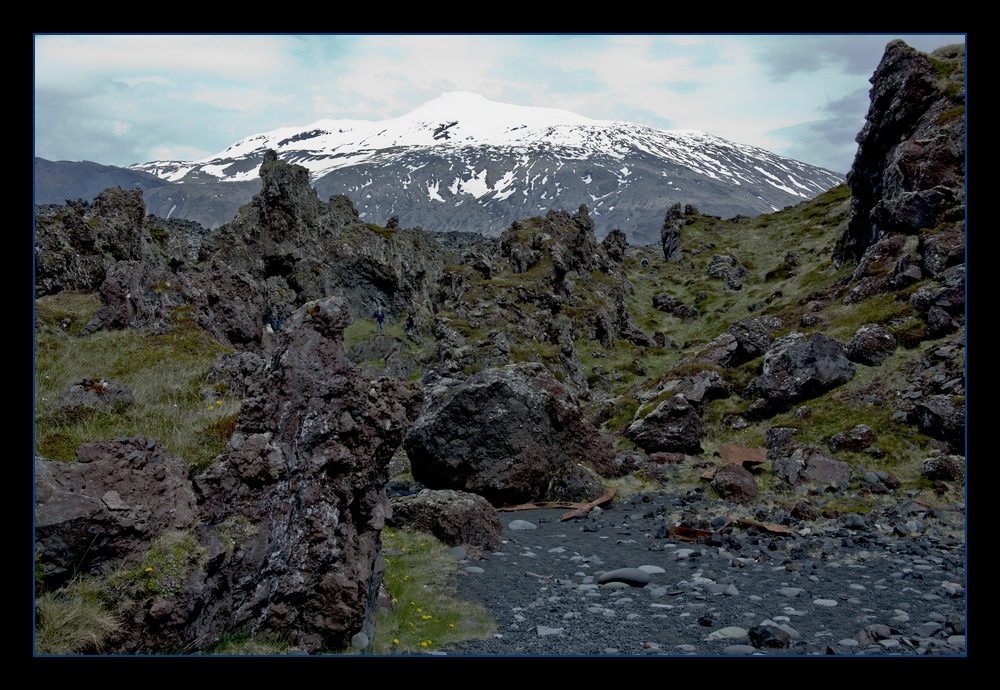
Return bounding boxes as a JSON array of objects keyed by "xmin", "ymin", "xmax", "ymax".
[
  {"xmin": 536, "ymin": 625, "xmax": 564, "ymax": 637},
  {"xmin": 773, "ymin": 446, "xmax": 851, "ymax": 489},
  {"xmin": 596, "ymin": 568, "xmax": 652, "ymax": 587},
  {"xmin": 58, "ymin": 377, "xmax": 135, "ymax": 411}
]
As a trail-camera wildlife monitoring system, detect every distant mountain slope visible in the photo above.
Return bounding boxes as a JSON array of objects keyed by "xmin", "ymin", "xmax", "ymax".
[
  {"xmin": 34, "ymin": 158, "xmax": 171, "ymax": 205},
  {"xmin": 39, "ymin": 93, "xmax": 844, "ymax": 242}
]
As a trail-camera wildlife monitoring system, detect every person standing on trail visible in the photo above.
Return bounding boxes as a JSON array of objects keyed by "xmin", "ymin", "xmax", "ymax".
[
  {"xmin": 374, "ymin": 306, "xmax": 386, "ymax": 333},
  {"xmin": 406, "ymin": 313, "xmax": 415, "ymax": 336}
]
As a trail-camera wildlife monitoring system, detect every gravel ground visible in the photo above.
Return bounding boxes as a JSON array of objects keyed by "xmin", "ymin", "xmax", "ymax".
[{"xmin": 439, "ymin": 489, "xmax": 966, "ymax": 656}]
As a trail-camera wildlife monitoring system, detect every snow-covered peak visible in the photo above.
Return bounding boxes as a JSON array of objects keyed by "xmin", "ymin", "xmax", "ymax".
[{"xmin": 130, "ymin": 92, "xmax": 836, "ymax": 194}]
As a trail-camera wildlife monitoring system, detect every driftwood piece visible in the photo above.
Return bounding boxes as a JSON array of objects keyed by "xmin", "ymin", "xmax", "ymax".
[
  {"xmin": 560, "ymin": 487, "xmax": 617, "ymax": 521},
  {"xmin": 735, "ymin": 518, "xmax": 794, "ymax": 535},
  {"xmin": 524, "ymin": 571, "xmax": 553, "ymax": 580},
  {"xmin": 496, "ymin": 487, "xmax": 617, "ymax": 519}
]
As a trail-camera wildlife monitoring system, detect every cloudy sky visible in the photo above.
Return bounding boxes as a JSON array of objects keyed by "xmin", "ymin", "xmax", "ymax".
[{"xmin": 34, "ymin": 34, "xmax": 964, "ymax": 175}]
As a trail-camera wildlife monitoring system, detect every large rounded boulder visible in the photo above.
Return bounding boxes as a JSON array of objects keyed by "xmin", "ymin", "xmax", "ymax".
[
  {"xmin": 403, "ymin": 363, "xmax": 615, "ymax": 506},
  {"xmin": 747, "ymin": 332, "xmax": 856, "ymax": 416}
]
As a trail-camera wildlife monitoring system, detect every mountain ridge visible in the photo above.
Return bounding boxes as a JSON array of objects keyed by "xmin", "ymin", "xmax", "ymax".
[{"xmin": 37, "ymin": 93, "xmax": 843, "ymax": 242}]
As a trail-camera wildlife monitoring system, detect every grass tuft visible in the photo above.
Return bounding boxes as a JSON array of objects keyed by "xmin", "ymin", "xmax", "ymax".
[
  {"xmin": 370, "ymin": 529, "xmax": 495, "ymax": 654},
  {"xmin": 35, "ymin": 577, "xmax": 121, "ymax": 655}
]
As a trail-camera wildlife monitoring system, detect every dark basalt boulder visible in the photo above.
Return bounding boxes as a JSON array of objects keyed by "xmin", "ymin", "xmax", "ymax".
[
  {"xmin": 829, "ymin": 424, "xmax": 876, "ymax": 453},
  {"xmin": 711, "ymin": 463, "xmax": 758, "ymax": 504},
  {"xmin": 727, "ymin": 315, "xmax": 784, "ymax": 363},
  {"xmin": 626, "ymin": 394, "xmax": 704, "ymax": 455},
  {"xmin": 660, "ymin": 202, "xmax": 685, "ymax": 262},
  {"xmin": 601, "ymin": 228, "xmax": 628, "ymax": 263},
  {"xmin": 89, "ymin": 259, "xmax": 268, "ymax": 352},
  {"xmin": 909, "ymin": 263, "xmax": 965, "ymax": 318},
  {"xmin": 843, "ymin": 234, "xmax": 906, "ymax": 304},
  {"xmin": 922, "ymin": 455, "xmax": 964, "ymax": 482},
  {"xmin": 707, "ymin": 254, "xmax": 750, "ymax": 290},
  {"xmin": 589, "ymin": 451, "xmax": 645, "ymax": 480},
  {"xmin": 35, "ymin": 188, "xmax": 154, "ymax": 297},
  {"xmin": 546, "ymin": 463, "xmax": 606, "ymax": 502},
  {"xmin": 652, "ymin": 292, "xmax": 698, "ymax": 321},
  {"xmin": 913, "ymin": 394, "xmax": 965, "ymax": 453},
  {"xmin": 204, "ymin": 351, "xmax": 268, "ymax": 398},
  {"xmin": 765, "ymin": 426, "xmax": 799, "ymax": 460},
  {"xmin": 847, "ymin": 324, "xmax": 897, "ymax": 366},
  {"xmin": 403, "ymin": 363, "xmax": 615, "ymax": 506},
  {"xmin": 39, "ymin": 297, "xmax": 423, "ymax": 654},
  {"xmin": 747, "ymin": 332, "xmax": 856, "ymax": 416}
]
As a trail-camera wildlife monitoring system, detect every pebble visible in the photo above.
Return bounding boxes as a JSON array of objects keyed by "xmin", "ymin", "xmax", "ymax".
[{"xmin": 536, "ymin": 625, "xmax": 563, "ymax": 636}]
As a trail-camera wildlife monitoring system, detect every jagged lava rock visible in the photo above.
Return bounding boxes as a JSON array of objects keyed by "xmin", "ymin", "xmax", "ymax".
[
  {"xmin": 546, "ymin": 462, "xmax": 606, "ymax": 502},
  {"xmin": 913, "ymin": 394, "xmax": 965, "ymax": 453},
  {"xmin": 34, "ymin": 188, "xmax": 153, "ymax": 297},
  {"xmin": 836, "ymin": 40, "xmax": 965, "ymax": 263},
  {"xmin": 829, "ymin": 424, "xmax": 876, "ymax": 453},
  {"xmin": 403, "ymin": 362, "xmax": 614, "ymax": 506},
  {"xmin": 195, "ymin": 296, "xmax": 423, "ymax": 653},
  {"xmin": 35, "ymin": 436, "xmax": 198, "ymax": 592}
]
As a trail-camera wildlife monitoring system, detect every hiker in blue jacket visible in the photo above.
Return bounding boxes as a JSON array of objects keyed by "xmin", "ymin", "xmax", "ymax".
[{"xmin": 374, "ymin": 307, "xmax": 386, "ymax": 333}]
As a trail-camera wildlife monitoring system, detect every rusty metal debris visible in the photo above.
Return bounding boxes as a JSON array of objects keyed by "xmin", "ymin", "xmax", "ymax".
[
  {"xmin": 668, "ymin": 525, "xmax": 714, "ymax": 541},
  {"xmin": 719, "ymin": 444, "xmax": 767, "ymax": 466}
]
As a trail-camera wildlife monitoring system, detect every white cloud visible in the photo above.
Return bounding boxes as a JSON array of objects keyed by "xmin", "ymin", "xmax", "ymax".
[{"xmin": 33, "ymin": 34, "xmax": 965, "ymax": 170}]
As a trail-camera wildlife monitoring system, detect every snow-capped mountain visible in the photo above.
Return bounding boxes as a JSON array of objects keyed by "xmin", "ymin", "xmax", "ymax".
[{"xmin": 128, "ymin": 92, "xmax": 844, "ymax": 244}]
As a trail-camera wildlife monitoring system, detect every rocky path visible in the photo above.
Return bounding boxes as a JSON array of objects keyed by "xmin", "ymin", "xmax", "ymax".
[{"xmin": 442, "ymin": 490, "xmax": 966, "ymax": 656}]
